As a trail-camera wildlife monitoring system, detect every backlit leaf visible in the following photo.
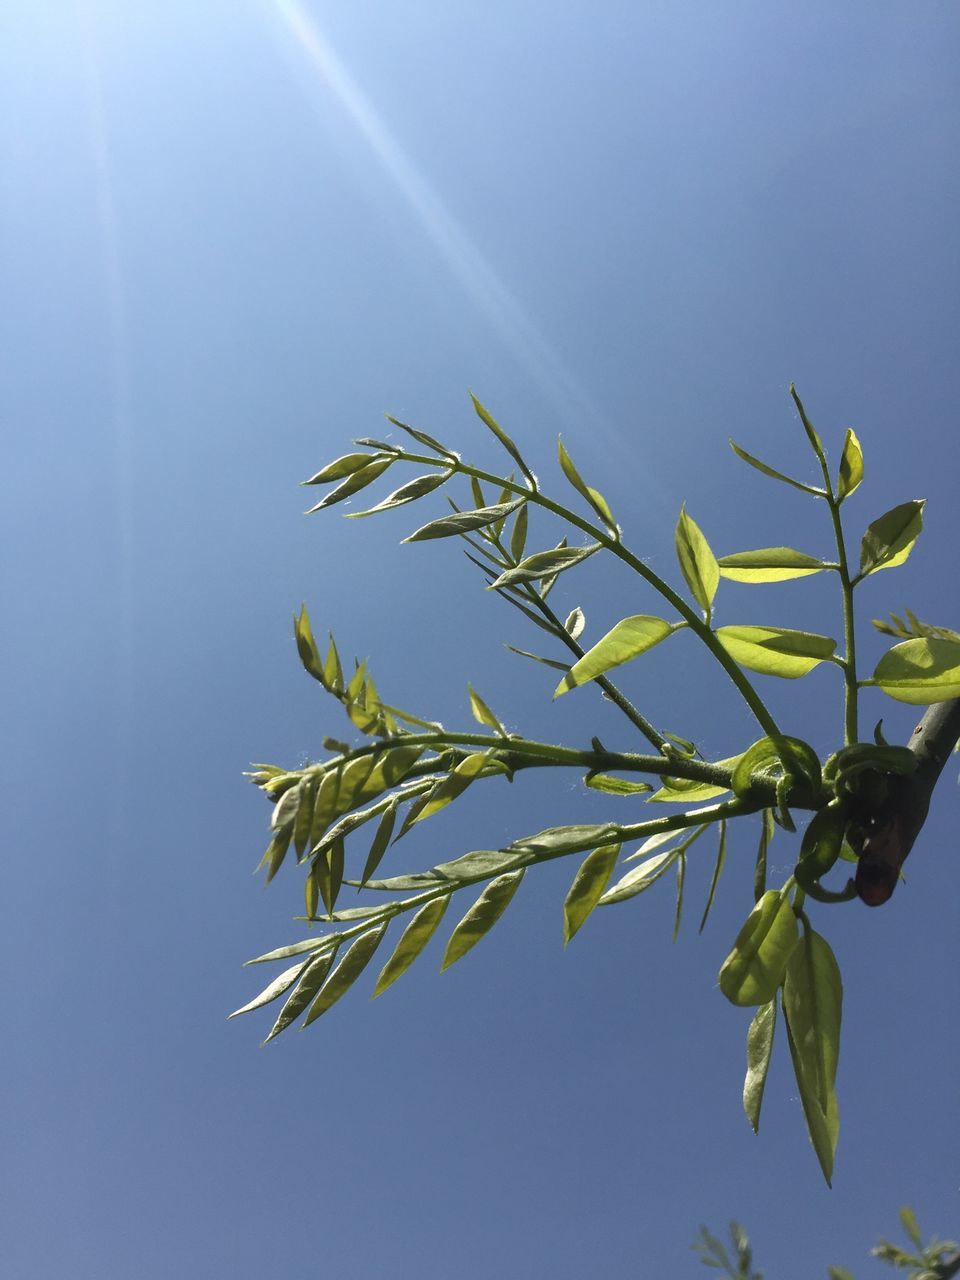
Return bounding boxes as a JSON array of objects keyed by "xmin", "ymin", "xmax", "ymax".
[
  {"xmin": 406, "ymin": 751, "xmax": 489, "ymax": 827},
  {"xmin": 228, "ymin": 959, "xmax": 310, "ymax": 1020},
  {"xmin": 386, "ymin": 416, "xmax": 457, "ymax": 460},
  {"xmin": 303, "ymin": 453, "xmax": 377, "ymax": 485},
  {"xmin": 505, "ymin": 645, "xmax": 571, "ymax": 673},
  {"xmin": 302, "ymin": 923, "xmax": 389, "ymax": 1025},
  {"xmin": 672, "ymin": 852, "xmax": 686, "ymax": 941},
  {"xmin": 293, "ymin": 773, "xmax": 319, "ymax": 859},
  {"xmin": 373, "ymin": 897, "xmax": 450, "ymax": 996},
  {"xmin": 490, "ymin": 543, "xmax": 600, "ymax": 589},
  {"xmin": 729, "ymin": 440, "xmax": 823, "ymax": 496},
  {"xmin": 554, "ymin": 615, "xmax": 673, "ymax": 696},
  {"xmin": 563, "ymin": 843, "xmax": 620, "ymax": 943},
  {"xmin": 717, "ymin": 548, "xmax": 828, "ymax": 582},
  {"xmin": 347, "ymin": 469, "xmax": 450, "ymax": 517},
  {"xmin": 260, "ymin": 826, "xmax": 293, "ymax": 885},
  {"xmin": 441, "ymin": 870, "xmax": 525, "ymax": 970},
  {"xmin": 836, "ymin": 428, "xmax": 864, "ymax": 501},
  {"xmin": 743, "ymin": 999, "xmax": 777, "ymax": 1133},
  {"xmin": 698, "ymin": 819, "xmax": 727, "ymax": 934},
  {"xmin": 898, "ymin": 1207, "xmax": 922, "ymax": 1249},
  {"xmin": 873, "ymin": 637, "xmax": 960, "ymax": 704},
  {"xmin": 557, "ymin": 439, "xmax": 617, "ymax": 528},
  {"xmin": 509, "ymin": 501, "xmax": 528, "ymax": 561},
  {"xmin": 510, "ymin": 823, "xmax": 619, "ymax": 855},
  {"xmin": 361, "ymin": 848, "xmax": 526, "ymax": 892},
  {"xmin": 245, "ymin": 935, "xmax": 339, "ymax": 966},
  {"xmin": 782, "ymin": 925, "xmax": 842, "ymax": 1185},
  {"xmin": 716, "ymin": 625, "xmax": 836, "ymax": 678},
  {"xmin": 315, "ymin": 837, "xmax": 345, "ymax": 916},
  {"xmin": 599, "ymin": 848, "xmax": 678, "ymax": 904},
  {"xmin": 858, "ymin": 500, "xmax": 925, "ymax": 577},
  {"xmin": 263, "ymin": 949, "xmax": 336, "ymax": 1042},
  {"xmin": 359, "ymin": 799, "xmax": 399, "ymax": 887},
  {"xmin": 719, "ymin": 890, "xmax": 799, "ymax": 1007},
  {"xmin": 404, "ymin": 498, "xmax": 526, "ymax": 543},
  {"xmin": 468, "ymin": 687, "xmax": 506, "ymax": 734},
  {"xmin": 675, "ymin": 507, "xmax": 719, "ymax": 614},
  {"xmin": 305, "ymin": 456, "xmax": 394, "ymax": 512},
  {"xmin": 471, "ymin": 395, "xmax": 536, "ymax": 489},
  {"xmin": 564, "ymin": 606, "xmax": 585, "ymax": 640},
  {"xmin": 584, "ymin": 773, "xmax": 652, "ymax": 796}
]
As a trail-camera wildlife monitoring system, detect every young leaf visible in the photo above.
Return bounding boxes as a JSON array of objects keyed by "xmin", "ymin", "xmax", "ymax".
[
  {"xmin": 228, "ymin": 959, "xmax": 311, "ymax": 1020},
  {"xmin": 509, "ymin": 501, "xmax": 529, "ymax": 561},
  {"xmin": 554, "ymin": 615, "xmax": 673, "ymax": 696},
  {"xmin": 858, "ymin": 500, "xmax": 925, "ymax": 577},
  {"xmin": 564, "ymin": 606, "xmax": 585, "ymax": 640},
  {"xmin": 898, "ymin": 1207, "xmax": 922, "ymax": 1249},
  {"xmin": 584, "ymin": 773, "xmax": 652, "ymax": 796},
  {"xmin": 698, "ymin": 819, "xmax": 727, "ymax": 934},
  {"xmin": 648, "ymin": 777, "xmax": 731, "ymax": 803},
  {"xmin": 441, "ymin": 870, "xmax": 525, "ymax": 970},
  {"xmin": 468, "ymin": 686, "xmax": 506, "ymax": 734},
  {"xmin": 790, "ymin": 384, "xmax": 826, "ymax": 463},
  {"xmin": 755, "ymin": 809, "xmax": 775, "ymax": 901},
  {"xmin": 715, "ymin": 625, "xmax": 836, "ymax": 678},
  {"xmin": 742, "ymin": 999, "xmax": 777, "ymax": 1134},
  {"xmin": 360, "ymin": 847, "xmax": 526, "ymax": 893},
  {"xmin": 260, "ymin": 826, "xmax": 293, "ymax": 885},
  {"xmin": 490, "ymin": 543, "xmax": 600, "ymax": 589},
  {"xmin": 302, "ymin": 923, "xmax": 389, "ymax": 1026},
  {"xmin": 718, "ymin": 890, "xmax": 799, "ymax": 1007},
  {"xmin": 245, "ymin": 935, "xmax": 339, "ymax": 966},
  {"xmin": 263, "ymin": 948, "xmax": 337, "ymax": 1042},
  {"xmin": 836, "ymin": 428, "xmax": 864, "ymax": 501},
  {"xmin": 782, "ymin": 925, "xmax": 842, "ymax": 1186},
  {"xmin": 872, "ymin": 636, "xmax": 960, "ymax": 704},
  {"xmin": 294, "ymin": 606, "xmax": 327, "ymax": 682},
  {"xmin": 563, "ymin": 843, "xmax": 621, "ymax": 943},
  {"xmin": 346, "ymin": 470, "xmax": 450, "ymax": 517},
  {"xmin": 510, "ymin": 823, "xmax": 619, "ymax": 855},
  {"xmin": 386, "ymin": 415, "xmax": 457, "ymax": 461},
  {"xmin": 599, "ymin": 848, "xmax": 680, "ymax": 905},
  {"xmin": 675, "ymin": 507, "xmax": 719, "ymax": 614},
  {"xmin": 359, "ymin": 798, "xmax": 399, "ymax": 887},
  {"xmin": 731, "ymin": 735, "xmax": 822, "ymax": 796},
  {"xmin": 729, "ymin": 440, "xmax": 823, "ymax": 496},
  {"xmin": 404, "ymin": 498, "xmax": 526, "ymax": 543},
  {"xmin": 672, "ymin": 852, "xmax": 686, "ymax": 941},
  {"xmin": 405, "ymin": 751, "xmax": 489, "ymax": 828},
  {"xmin": 304, "ymin": 456, "xmax": 394, "ymax": 512},
  {"xmin": 373, "ymin": 897, "xmax": 450, "ymax": 997},
  {"xmin": 557, "ymin": 439, "xmax": 617, "ymax": 528},
  {"xmin": 302, "ymin": 453, "xmax": 378, "ymax": 485},
  {"xmin": 506, "ymin": 645, "xmax": 571, "ymax": 673},
  {"xmin": 315, "ymin": 837, "xmax": 345, "ymax": 916},
  {"xmin": 471, "ymin": 395, "xmax": 537, "ymax": 489},
  {"xmin": 293, "ymin": 773, "xmax": 319, "ymax": 859},
  {"xmin": 717, "ymin": 548, "xmax": 828, "ymax": 583}
]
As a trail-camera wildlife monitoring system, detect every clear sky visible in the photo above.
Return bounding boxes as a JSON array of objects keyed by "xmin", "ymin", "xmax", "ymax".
[{"xmin": 2, "ymin": 2, "xmax": 958, "ymax": 1276}]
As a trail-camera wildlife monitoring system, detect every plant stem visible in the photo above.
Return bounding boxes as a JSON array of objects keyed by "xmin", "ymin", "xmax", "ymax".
[{"xmin": 395, "ymin": 449, "xmax": 787, "ymax": 746}]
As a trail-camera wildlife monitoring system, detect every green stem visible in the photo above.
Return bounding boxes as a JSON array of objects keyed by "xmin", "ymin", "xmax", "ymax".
[{"xmin": 396, "ymin": 449, "xmax": 787, "ymax": 745}]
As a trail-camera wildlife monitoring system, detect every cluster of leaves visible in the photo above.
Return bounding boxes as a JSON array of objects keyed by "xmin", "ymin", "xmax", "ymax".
[
  {"xmin": 694, "ymin": 1210, "xmax": 959, "ymax": 1280},
  {"xmin": 236, "ymin": 390, "xmax": 960, "ymax": 1183}
]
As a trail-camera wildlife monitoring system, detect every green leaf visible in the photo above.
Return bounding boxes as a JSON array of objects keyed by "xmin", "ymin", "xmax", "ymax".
[
  {"xmin": 675, "ymin": 507, "xmax": 719, "ymax": 614},
  {"xmin": 270, "ymin": 782, "xmax": 302, "ymax": 833},
  {"xmin": 755, "ymin": 808, "xmax": 775, "ymax": 901},
  {"xmin": 554, "ymin": 615, "xmax": 673, "ymax": 696},
  {"xmin": 405, "ymin": 751, "xmax": 489, "ymax": 828},
  {"xmin": 347, "ymin": 469, "xmax": 450, "ymax": 517},
  {"xmin": 698, "ymin": 819, "xmax": 727, "ymax": 933},
  {"xmin": 263, "ymin": 948, "xmax": 337, "ymax": 1042},
  {"xmin": 672, "ymin": 852, "xmax": 686, "ymax": 941},
  {"xmin": 790, "ymin": 384, "xmax": 827, "ymax": 463},
  {"xmin": 228, "ymin": 959, "xmax": 311, "ymax": 1019},
  {"xmin": 743, "ymin": 999, "xmax": 777, "ymax": 1134},
  {"xmin": 505, "ymin": 645, "xmax": 571, "ymax": 673},
  {"xmin": 563, "ymin": 843, "xmax": 621, "ymax": 943},
  {"xmin": 827, "ymin": 1269, "xmax": 854, "ymax": 1280},
  {"xmin": 293, "ymin": 773, "xmax": 319, "ymax": 859},
  {"xmin": 716, "ymin": 625, "xmax": 836, "ymax": 678},
  {"xmin": 305, "ymin": 456, "xmax": 394, "ymax": 512},
  {"xmin": 302, "ymin": 452, "xmax": 378, "ymax": 485},
  {"xmin": 441, "ymin": 870, "xmax": 525, "ymax": 970},
  {"xmin": 468, "ymin": 686, "xmax": 506, "ymax": 734},
  {"xmin": 584, "ymin": 773, "xmax": 652, "ymax": 796},
  {"xmin": 557, "ymin": 439, "xmax": 617, "ymax": 528},
  {"xmin": 873, "ymin": 637, "xmax": 960, "ymax": 704},
  {"xmin": 471, "ymin": 395, "xmax": 536, "ymax": 488},
  {"xmin": 311, "ymin": 837, "xmax": 344, "ymax": 917},
  {"xmin": 509, "ymin": 501, "xmax": 529, "ymax": 561},
  {"xmin": 648, "ymin": 776, "xmax": 732, "ymax": 803},
  {"xmin": 309, "ymin": 769, "xmax": 341, "ymax": 849},
  {"xmin": 302, "ymin": 923, "xmax": 389, "ymax": 1025},
  {"xmin": 898, "ymin": 1207, "xmax": 922, "ymax": 1249},
  {"xmin": 731, "ymin": 735, "xmax": 822, "ymax": 797},
  {"xmin": 510, "ymin": 822, "xmax": 619, "ymax": 855},
  {"xmin": 360, "ymin": 848, "xmax": 526, "ymax": 892},
  {"xmin": 245, "ymin": 935, "xmax": 338, "ymax": 966},
  {"xmin": 404, "ymin": 498, "xmax": 526, "ymax": 543},
  {"xmin": 836, "ymin": 428, "xmax": 864, "ymax": 501},
  {"xmin": 490, "ymin": 543, "xmax": 600, "ymax": 589},
  {"xmin": 598, "ymin": 848, "xmax": 679, "ymax": 905},
  {"xmin": 260, "ymin": 825, "xmax": 293, "ymax": 885},
  {"xmin": 717, "ymin": 548, "xmax": 828, "ymax": 582},
  {"xmin": 373, "ymin": 897, "xmax": 450, "ymax": 997},
  {"xmin": 358, "ymin": 798, "xmax": 399, "ymax": 887},
  {"xmin": 719, "ymin": 890, "xmax": 799, "ymax": 1007},
  {"xmin": 564, "ymin": 606, "xmax": 585, "ymax": 640},
  {"xmin": 729, "ymin": 440, "xmax": 823, "ymax": 495},
  {"xmin": 782, "ymin": 925, "xmax": 842, "ymax": 1186},
  {"xmin": 386, "ymin": 415, "xmax": 457, "ymax": 460},
  {"xmin": 858, "ymin": 499, "xmax": 925, "ymax": 577},
  {"xmin": 294, "ymin": 606, "xmax": 326, "ymax": 682}
]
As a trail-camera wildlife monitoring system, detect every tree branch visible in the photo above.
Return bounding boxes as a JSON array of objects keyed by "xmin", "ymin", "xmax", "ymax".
[{"xmin": 854, "ymin": 698, "xmax": 960, "ymax": 905}]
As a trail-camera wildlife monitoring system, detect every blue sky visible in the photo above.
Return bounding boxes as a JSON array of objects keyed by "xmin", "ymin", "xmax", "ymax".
[{"xmin": 2, "ymin": 2, "xmax": 958, "ymax": 1275}]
